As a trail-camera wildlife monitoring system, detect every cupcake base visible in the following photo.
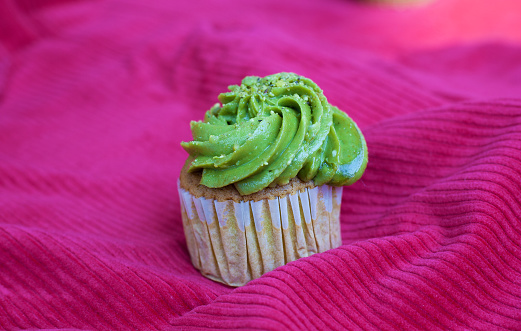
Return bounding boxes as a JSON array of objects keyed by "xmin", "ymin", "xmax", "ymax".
[{"xmin": 178, "ymin": 180, "xmax": 343, "ymax": 287}]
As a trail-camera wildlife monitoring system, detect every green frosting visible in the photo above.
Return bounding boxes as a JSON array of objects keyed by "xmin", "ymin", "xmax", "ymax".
[{"xmin": 181, "ymin": 73, "xmax": 368, "ymax": 195}]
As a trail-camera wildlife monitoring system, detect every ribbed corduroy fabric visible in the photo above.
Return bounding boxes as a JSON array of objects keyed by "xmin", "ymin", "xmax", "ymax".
[{"xmin": 1, "ymin": 0, "xmax": 521, "ymax": 330}]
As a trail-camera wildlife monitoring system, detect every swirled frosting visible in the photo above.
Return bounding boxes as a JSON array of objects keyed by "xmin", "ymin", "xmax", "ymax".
[{"xmin": 181, "ymin": 73, "xmax": 368, "ymax": 195}]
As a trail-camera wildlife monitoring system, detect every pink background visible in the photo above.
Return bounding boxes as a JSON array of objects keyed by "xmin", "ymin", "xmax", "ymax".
[{"xmin": 1, "ymin": 0, "xmax": 521, "ymax": 329}]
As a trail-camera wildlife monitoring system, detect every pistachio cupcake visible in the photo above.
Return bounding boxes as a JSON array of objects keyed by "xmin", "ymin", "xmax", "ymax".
[{"xmin": 178, "ymin": 73, "xmax": 367, "ymax": 286}]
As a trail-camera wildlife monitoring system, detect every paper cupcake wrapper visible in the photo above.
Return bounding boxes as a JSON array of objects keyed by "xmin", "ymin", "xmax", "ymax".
[{"xmin": 178, "ymin": 181, "xmax": 343, "ymax": 287}]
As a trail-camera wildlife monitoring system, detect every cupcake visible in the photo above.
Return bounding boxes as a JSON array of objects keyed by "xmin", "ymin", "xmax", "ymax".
[{"xmin": 179, "ymin": 73, "xmax": 367, "ymax": 286}]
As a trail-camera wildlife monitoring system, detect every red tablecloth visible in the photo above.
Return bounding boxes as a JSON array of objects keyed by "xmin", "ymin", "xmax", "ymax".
[{"xmin": 1, "ymin": 0, "xmax": 521, "ymax": 329}]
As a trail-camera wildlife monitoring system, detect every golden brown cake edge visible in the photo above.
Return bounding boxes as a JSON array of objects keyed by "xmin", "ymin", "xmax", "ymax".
[{"xmin": 179, "ymin": 160, "xmax": 316, "ymax": 202}]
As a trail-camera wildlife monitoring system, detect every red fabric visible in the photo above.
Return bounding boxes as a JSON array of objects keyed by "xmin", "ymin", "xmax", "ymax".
[{"xmin": 1, "ymin": 0, "xmax": 521, "ymax": 329}]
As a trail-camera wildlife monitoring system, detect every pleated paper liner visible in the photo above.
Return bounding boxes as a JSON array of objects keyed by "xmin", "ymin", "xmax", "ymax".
[{"xmin": 178, "ymin": 180, "xmax": 343, "ymax": 287}]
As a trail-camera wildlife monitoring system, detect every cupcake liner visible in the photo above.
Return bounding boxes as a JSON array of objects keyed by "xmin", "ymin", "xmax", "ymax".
[{"xmin": 178, "ymin": 180, "xmax": 343, "ymax": 287}]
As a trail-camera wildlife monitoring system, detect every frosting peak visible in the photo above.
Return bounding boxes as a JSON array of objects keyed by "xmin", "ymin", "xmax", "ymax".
[{"xmin": 181, "ymin": 73, "xmax": 367, "ymax": 195}]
